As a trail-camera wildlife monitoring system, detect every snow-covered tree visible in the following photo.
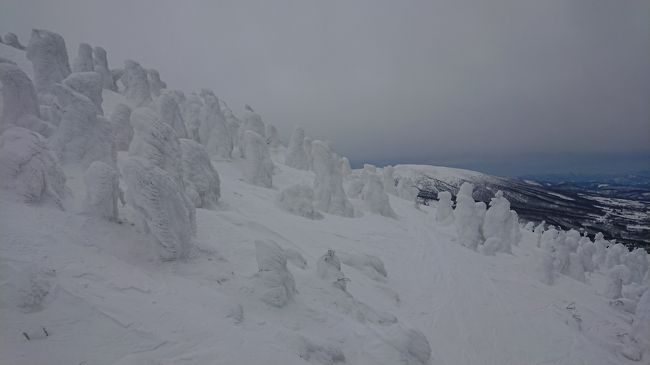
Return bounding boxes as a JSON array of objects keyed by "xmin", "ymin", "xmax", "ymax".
[
  {"xmin": 567, "ymin": 253, "xmax": 586, "ymax": 282},
  {"xmin": 0, "ymin": 63, "xmax": 53, "ymax": 137},
  {"xmin": 454, "ymin": 182, "xmax": 482, "ymax": 250},
  {"xmin": 632, "ymin": 289, "xmax": 650, "ymax": 354},
  {"xmin": 592, "ymin": 233, "xmax": 608, "ymax": 269},
  {"xmin": 63, "ymin": 71, "xmax": 103, "ymax": 114},
  {"xmin": 72, "ymin": 43, "xmax": 94, "ymax": 73},
  {"xmin": 242, "ymin": 130, "xmax": 273, "ymax": 188},
  {"xmin": 26, "ymin": 29, "xmax": 71, "ymax": 93},
  {"xmin": 340, "ymin": 157, "xmax": 352, "ymax": 177},
  {"xmin": 49, "ymin": 84, "xmax": 114, "ymax": 168},
  {"xmin": 0, "ymin": 127, "xmax": 66, "ymax": 208},
  {"xmin": 285, "ymin": 126, "xmax": 310, "ymax": 170},
  {"xmin": 396, "ymin": 176, "xmax": 418, "ymax": 201},
  {"xmin": 3, "ymin": 32, "xmax": 25, "ymax": 50},
  {"xmin": 304, "ymin": 137, "xmax": 313, "ymax": 169},
  {"xmin": 122, "ymin": 157, "xmax": 193, "ymax": 260},
  {"xmin": 276, "ymin": 184, "xmax": 323, "ymax": 220},
  {"xmin": 312, "ymin": 140, "xmax": 354, "ymax": 217},
  {"xmin": 266, "ymin": 124, "xmax": 280, "ymax": 148},
  {"xmin": 624, "ymin": 248, "xmax": 649, "ymax": 284},
  {"xmin": 481, "ymin": 191, "xmax": 513, "ymax": 254},
  {"xmin": 110, "ymin": 103, "xmax": 133, "ymax": 151},
  {"xmin": 254, "ymin": 239, "xmax": 296, "ymax": 307},
  {"xmin": 605, "ymin": 243, "xmax": 626, "ymax": 269},
  {"xmin": 382, "ymin": 166, "xmax": 396, "ymax": 195},
  {"xmin": 92, "ymin": 46, "xmax": 117, "ymax": 91},
  {"xmin": 238, "ymin": 106, "xmax": 266, "ymax": 157},
  {"xmin": 605, "ymin": 265, "xmax": 632, "ymax": 299},
  {"xmin": 179, "ymin": 139, "xmax": 220, "ymax": 209},
  {"xmin": 435, "ymin": 191, "xmax": 454, "ymax": 225},
  {"xmin": 317, "ymin": 249, "xmax": 348, "ymax": 291},
  {"xmin": 534, "ymin": 221, "xmax": 545, "ymax": 247},
  {"xmin": 83, "ymin": 161, "xmax": 119, "ymax": 221},
  {"xmin": 147, "ymin": 69, "xmax": 166, "ymax": 97},
  {"xmin": 181, "ymin": 93, "xmax": 203, "ymax": 142},
  {"xmin": 122, "ymin": 60, "xmax": 151, "ymax": 107},
  {"xmin": 198, "ymin": 90, "xmax": 232, "ymax": 158},
  {"xmin": 156, "ymin": 90, "xmax": 187, "ymax": 139},
  {"xmin": 361, "ymin": 169, "xmax": 396, "ymax": 218}
]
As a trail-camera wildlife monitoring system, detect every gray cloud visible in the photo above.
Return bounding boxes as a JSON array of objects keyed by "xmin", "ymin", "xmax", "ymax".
[{"xmin": 2, "ymin": 0, "xmax": 649, "ymax": 175}]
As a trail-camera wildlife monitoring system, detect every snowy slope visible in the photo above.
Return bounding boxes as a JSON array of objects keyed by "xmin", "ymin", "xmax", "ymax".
[{"xmin": 1, "ymin": 39, "xmax": 647, "ymax": 365}]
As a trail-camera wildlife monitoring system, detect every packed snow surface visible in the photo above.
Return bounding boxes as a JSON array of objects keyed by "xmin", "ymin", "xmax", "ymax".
[{"xmin": 1, "ymin": 40, "xmax": 648, "ymax": 365}]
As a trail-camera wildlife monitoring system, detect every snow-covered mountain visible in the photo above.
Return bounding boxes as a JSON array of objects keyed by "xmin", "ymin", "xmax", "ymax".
[{"xmin": 1, "ymin": 31, "xmax": 649, "ymax": 365}]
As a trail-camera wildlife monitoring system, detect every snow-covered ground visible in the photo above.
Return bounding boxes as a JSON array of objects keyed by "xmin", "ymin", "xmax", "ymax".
[{"xmin": 1, "ymin": 38, "xmax": 648, "ymax": 365}]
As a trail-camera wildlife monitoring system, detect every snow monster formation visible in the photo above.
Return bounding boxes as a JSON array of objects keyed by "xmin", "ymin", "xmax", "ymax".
[
  {"xmin": 109, "ymin": 103, "xmax": 133, "ymax": 151},
  {"xmin": 276, "ymin": 184, "xmax": 323, "ymax": 220},
  {"xmin": 26, "ymin": 29, "xmax": 71, "ymax": 93},
  {"xmin": 179, "ymin": 138, "xmax": 221, "ymax": 209},
  {"xmin": 156, "ymin": 90, "xmax": 187, "ymax": 139},
  {"xmin": 254, "ymin": 239, "xmax": 297, "ymax": 307},
  {"xmin": 311, "ymin": 140, "xmax": 354, "ymax": 217},
  {"xmin": 83, "ymin": 160, "xmax": 120, "ymax": 221},
  {"xmin": 72, "ymin": 43, "xmax": 94, "ymax": 73},
  {"xmin": 122, "ymin": 60, "xmax": 151, "ymax": 107},
  {"xmin": 454, "ymin": 182, "xmax": 482, "ymax": 250},
  {"xmin": 0, "ymin": 127, "xmax": 66, "ymax": 208},
  {"xmin": 63, "ymin": 71, "xmax": 103, "ymax": 114},
  {"xmin": 285, "ymin": 126, "xmax": 310, "ymax": 170},
  {"xmin": 92, "ymin": 46, "xmax": 117, "ymax": 91},
  {"xmin": 242, "ymin": 130, "xmax": 273, "ymax": 188}
]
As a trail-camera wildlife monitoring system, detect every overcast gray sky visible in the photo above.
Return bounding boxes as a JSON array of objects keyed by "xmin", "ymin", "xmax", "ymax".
[{"xmin": 2, "ymin": 0, "xmax": 649, "ymax": 176}]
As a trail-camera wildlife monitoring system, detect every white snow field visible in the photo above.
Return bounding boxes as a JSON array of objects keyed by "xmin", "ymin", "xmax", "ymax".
[{"xmin": 1, "ymin": 39, "xmax": 649, "ymax": 365}]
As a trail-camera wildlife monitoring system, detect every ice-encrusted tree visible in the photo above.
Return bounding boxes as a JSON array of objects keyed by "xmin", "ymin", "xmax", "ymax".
[
  {"xmin": 26, "ymin": 29, "xmax": 71, "ymax": 93},
  {"xmin": 266, "ymin": 124, "xmax": 280, "ymax": 148},
  {"xmin": 304, "ymin": 137, "xmax": 313, "ymax": 169},
  {"xmin": 396, "ymin": 176, "xmax": 418, "ymax": 201},
  {"xmin": 238, "ymin": 106, "xmax": 265, "ymax": 157},
  {"xmin": 312, "ymin": 140, "xmax": 354, "ymax": 217},
  {"xmin": 382, "ymin": 166, "xmax": 396, "ymax": 195},
  {"xmin": 198, "ymin": 90, "xmax": 232, "ymax": 158},
  {"xmin": 632, "ymin": 289, "xmax": 650, "ymax": 354},
  {"xmin": 481, "ymin": 191, "xmax": 514, "ymax": 254},
  {"xmin": 276, "ymin": 184, "xmax": 323, "ymax": 220},
  {"xmin": 220, "ymin": 99, "xmax": 241, "ymax": 152},
  {"xmin": 156, "ymin": 90, "xmax": 187, "ymax": 139},
  {"xmin": 147, "ymin": 69, "xmax": 166, "ymax": 97},
  {"xmin": 605, "ymin": 243, "xmax": 627, "ymax": 269},
  {"xmin": 63, "ymin": 71, "xmax": 103, "ymax": 114},
  {"xmin": 361, "ymin": 168, "xmax": 396, "ymax": 218},
  {"xmin": 454, "ymin": 182, "xmax": 482, "ymax": 250},
  {"xmin": 122, "ymin": 157, "xmax": 193, "ymax": 260},
  {"xmin": 179, "ymin": 139, "xmax": 220, "ymax": 209},
  {"xmin": 0, "ymin": 127, "xmax": 66, "ymax": 208},
  {"xmin": 254, "ymin": 239, "xmax": 296, "ymax": 307},
  {"xmin": 110, "ymin": 103, "xmax": 133, "ymax": 151},
  {"xmin": 92, "ymin": 46, "xmax": 117, "ymax": 91},
  {"xmin": 605, "ymin": 265, "xmax": 632, "ymax": 299},
  {"xmin": 242, "ymin": 130, "xmax": 273, "ymax": 188},
  {"xmin": 122, "ymin": 60, "xmax": 151, "ymax": 107},
  {"xmin": 340, "ymin": 157, "xmax": 352, "ymax": 177},
  {"xmin": 181, "ymin": 93, "xmax": 203, "ymax": 142},
  {"xmin": 285, "ymin": 126, "xmax": 310, "ymax": 170},
  {"xmin": 83, "ymin": 160, "xmax": 120, "ymax": 221},
  {"xmin": 49, "ymin": 84, "xmax": 114, "ymax": 168},
  {"xmin": 3, "ymin": 32, "xmax": 26, "ymax": 50},
  {"xmin": 72, "ymin": 43, "xmax": 94, "ymax": 73},
  {"xmin": 435, "ymin": 191, "xmax": 454, "ymax": 225},
  {"xmin": 592, "ymin": 232, "xmax": 608, "ymax": 269},
  {"xmin": 0, "ymin": 63, "xmax": 54, "ymax": 137},
  {"xmin": 317, "ymin": 249, "xmax": 348, "ymax": 291}
]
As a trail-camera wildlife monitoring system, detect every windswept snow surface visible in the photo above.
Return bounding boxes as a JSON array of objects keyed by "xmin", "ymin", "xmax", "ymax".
[{"xmin": 0, "ymin": 41, "xmax": 645, "ymax": 365}]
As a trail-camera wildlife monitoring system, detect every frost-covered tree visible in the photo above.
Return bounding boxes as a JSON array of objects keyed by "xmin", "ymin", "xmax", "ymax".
[
  {"xmin": 481, "ymin": 191, "xmax": 514, "ymax": 254},
  {"xmin": 285, "ymin": 126, "xmax": 310, "ymax": 170},
  {"xmin": 179, "ymin": 139, "xmax": 220, "ymax": 209},
  {"xmin": 624, "ymin": 248, "xmax": 649, "ymax": 284},
  {"xmin": 122, "ymin": 60, "xmax": 151, "ymax": 107},
  {"xmin": 266, "ymin": 124, "xmax": 280, "ymax": 148},
  {"xmin": 26, "ymin": 29, "xmax": 71, "ymax": 93},
  {"xmin": 340, "ymin": 157, "xmax": 352, "ymax": 177},
  {"xmin": 0, "ymin": 127, "xmax": 66, "ymax": 208},
  {"xmin": 276, "ymin": 184, "xmax": 323, "ymax": 220},
  {"xmin": 0, "ymin": 63, "xmax": 54, "ymax": 137},
  {"xmin": 605, "ymin": 243, "xmax": 626, "ymax": 269},
  {"xmin": 72, "ymin": 43, "xmax": 94, "ymax": 73},
  {"xmin": 147, "ymin": 69, "xmax": 166, "ymax": 97},
  {"xmin": 92, "ymin": 46, "xmax": 117, "ymax": 91},
  {"xmin": 539, "ymin": 250, "xmax": 556, "ymax": 285},
  {"xmin": 534, "ymin": 221, "xmax": 545, "ymax": 247},
  {"xmin": 63, "ymin": 71, "xmax": 103, "ymax": 114},
  {"xmin": 3, "ymin": 32, "xmax": 26, "ymax": 50},
  {"xmin": 220, "ymin": 99, "xmax": 241, "ymax": 152},
  {"xmin": 110, "ymin": 103, "xmax": 133, "ymax": 151},
  {"xmin": 592, "ymin": 232, "xmax": 608, "ymax": 269},
  {"xmin": 238, "ymin": 106, "xmax": 266, "ymax": 157},
  {"xmin": 181, "ymin": 93, "xmax": 203, "ymax": 142},
  {"xmin": 317, "ymin": 249, "xmax": 348, "ymax": 291},
  {"xmin": 605, "ymin": 265, "xmax": 632, "ymax": 299},
  {"xmin": 49, "ymin": 84, "xmax": 114, "ymax": 168},
  {"xmin": 254, "ymin": 239, "xmax": 296, "ymax": 307},
  {"xmin": 576, "ymin": 239, "xmax": 595, "ymax": 274},
  {"xmin": 361, "ymin": 169, "xmax": 396, "ymax": 218},
  {"xmin": 83, "ymin": 161, "xmax": 119, "ymax": 221},
  {"xmin": 122, "ymin": 157, "xmax": 193, "ymax": 260},
  {"xmin": 382, "ymin": 166, "xmax": 396, "ymax": 195},
  {"xmin": 242, "ymin": 130, "xmax": 273, "ymax": 188},
  {"xmin": 198, "ymin": 90, "xmax": 232, "ymax": 158},
  {"xmin": 435, "ymin": 191, "xmax": 454, "ymax": 225},
  {"xmin": 454, "ymin": 182, "xmax": 482, "ymax": 250},
  {"xmin": 567, "ymin": 253, "xmax": 586, "ymax": 282},
  {"xmin": 304, "ymin": 137, "xmax": 313, "ymax": 169},
  {"xmin": 632, "ymin": 289, "xmax": 650, "ymax": 354},
  {"xmin": 156, "ymin": 90, "xmax": 187, "ymax": 139},
  {"xmin": 396, "ymin": 176, "xmax": 418, "ymax": 201},
  {"xmin": 312, "ymin": 140, "xmax": 354, "ymax": 217}
]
